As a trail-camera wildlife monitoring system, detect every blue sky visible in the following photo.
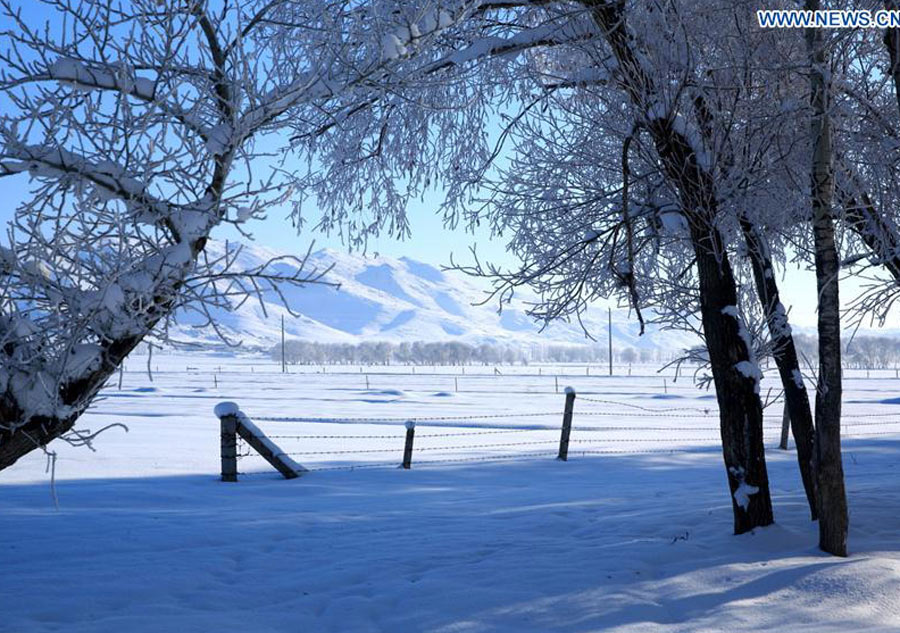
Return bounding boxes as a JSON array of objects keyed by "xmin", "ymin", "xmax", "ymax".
[
  {"xmin": 0, "ymin": 0, "xmax": 513, "ymax": 269},
  {"xmin": 218, "ymin": 185, "xmax": 511, "ymax": 268},
  {"xmin": 1, "ymin": 0, "xmax": 895, "ymax": 332},
  {"xmin": 2, "ymin": 167, "xmax": 869, "ymax": 331}
]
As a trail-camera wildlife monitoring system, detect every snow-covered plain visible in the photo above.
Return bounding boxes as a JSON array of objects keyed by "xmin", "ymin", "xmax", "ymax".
[{"xmin": 3, "ymin": 354, "xmax": 900, "ymax": 632}]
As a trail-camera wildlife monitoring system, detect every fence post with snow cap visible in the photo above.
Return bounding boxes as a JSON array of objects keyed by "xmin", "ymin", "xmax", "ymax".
[
  {"xmin": 215, "ymin": 402, "xmax": 307, "ymax": 481},
  {"xmin": 558, "ymin": 387, "xmax": 576, "ymax": 461},
  {"xmin": 402, "ymin": 421, "xmax": 416, "ymax": 469},
  {"xmin": 220, "ymin": 406, "xmax": 238, "ymax": 482}
]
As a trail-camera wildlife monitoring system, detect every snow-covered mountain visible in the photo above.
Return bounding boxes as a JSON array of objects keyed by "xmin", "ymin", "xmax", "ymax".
[{"xmin": 168, "ymin": 241, "xmax": 699, "ymax": 353}]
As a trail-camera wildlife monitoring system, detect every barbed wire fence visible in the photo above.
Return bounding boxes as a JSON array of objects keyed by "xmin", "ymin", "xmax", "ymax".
[{"xmin": 215, "ymin": 391, "xmax": 900, "ymax": 481}]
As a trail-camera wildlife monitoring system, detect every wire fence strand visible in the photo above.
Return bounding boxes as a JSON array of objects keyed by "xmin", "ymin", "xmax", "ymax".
[{"xmin": 229, "ymin": 395, "xmax": 900, "ymax": 475}]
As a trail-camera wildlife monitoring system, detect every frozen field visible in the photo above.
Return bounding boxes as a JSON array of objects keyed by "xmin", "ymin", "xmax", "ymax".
[{"xmin": 2, "ymin": 354, "xmax": 900, "ymax": 632}]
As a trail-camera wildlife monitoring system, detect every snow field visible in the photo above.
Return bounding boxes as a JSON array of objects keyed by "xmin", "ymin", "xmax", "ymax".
[{"xmin": 2, "ymin": 355, "xmax": 900, "ymax": 631}]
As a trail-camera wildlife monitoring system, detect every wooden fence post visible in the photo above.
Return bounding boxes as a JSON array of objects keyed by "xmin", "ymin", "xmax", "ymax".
[
  {"xmin": 558, "ymin": 387, "xmax": 576, "ymax": 461},
  {"xmin": 220, "ymin": 413, "xmax": 238, "ymax": 482},
  {"xmin": 779, "ymin": 403, "xmax": 791, "ymax": 450},
  {"xmin": 215, "ymin": 402, "xmax": 306, "ymax": 480},
  {"xmin": 402, "ymin": 421, "xmax": 416, "ymax": 469}
]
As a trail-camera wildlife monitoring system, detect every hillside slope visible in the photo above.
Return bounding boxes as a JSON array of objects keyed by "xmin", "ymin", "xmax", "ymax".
[{"xmin": 168, "ymin": 241, "xmax": 699, "ymax": 353}]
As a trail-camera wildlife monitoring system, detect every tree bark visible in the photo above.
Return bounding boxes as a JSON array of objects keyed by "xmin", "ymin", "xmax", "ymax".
[
  {"xmin": 738, "ymin": 218, "xmax": 818, "ymax": 520},
  {"xmin": 584, "ymin": 0, "xmax": 774, "ymax": 533},
  {"xmin": 0, "ymin": 326, "xmax": 158, "ymax": 471},
  {"xmin": 806, "ymin": 0, "xmax": 849, "ymax": 557},
  {"xmin": 689, "ymin": 219, "xmax": 775, "ymax": 534},
  {"xmin": 690, "ymin": 90, "xmax": 817, "ymax": 521},
  {"xmin": 884, "ymin": 0, "xmax": 900, "ymax": 122}
]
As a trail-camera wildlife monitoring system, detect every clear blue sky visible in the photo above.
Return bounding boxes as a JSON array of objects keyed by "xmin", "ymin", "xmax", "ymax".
[
  {"xmin": 218, "ymin": 185, "xmax": 512, "ymax": 268},
  {"xmin": 6, "ymin": 166, "xmax": 887, "ymax": 331},
  {"xmin": 0, "ymin": 0, "xmax": 513, "ymax": 270},
  {"xmin": 1, "ymin": 0, "xmax": 895, "ymax": 332}
]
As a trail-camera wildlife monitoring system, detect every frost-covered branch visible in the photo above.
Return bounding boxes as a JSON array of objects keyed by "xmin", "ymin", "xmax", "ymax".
[{"xmin": 1, "ymin": 0, "xmax": 419, "ymax": 469}]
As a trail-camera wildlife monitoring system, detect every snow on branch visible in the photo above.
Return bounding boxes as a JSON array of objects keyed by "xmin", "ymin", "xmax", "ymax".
[{"xmin": 0, "ymin": 0, "xmax": 371, "ymax": 466}]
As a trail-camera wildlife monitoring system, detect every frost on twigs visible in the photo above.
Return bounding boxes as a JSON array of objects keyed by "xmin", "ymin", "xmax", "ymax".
[{"xmin": 0, "ymin": 0, "xmax": 366, "ymax": 466}]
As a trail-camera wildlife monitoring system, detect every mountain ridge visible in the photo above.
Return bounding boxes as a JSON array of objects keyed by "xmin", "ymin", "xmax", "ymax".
[
  {"xmin": 166, "ymin": 241, "xmax": 702, "ymax": 354},
  {"xmin": 167, "ymin": 241, "xmax": 900, "ymax": 354}
]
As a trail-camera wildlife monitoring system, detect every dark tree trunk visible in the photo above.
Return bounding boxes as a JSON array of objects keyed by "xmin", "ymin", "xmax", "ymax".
[
  {"xmin": 806, "ymin": 0, "xmax": 849, "ymax": 557},
  {"xmin": 812, "ymin": 181, "xmax": 848, "ymax": 557},
  {"xmin": 691, "ymin": 88, "xmax": 817, "ymax": 521},
  {"xmin": 0, "ymin": 231, "xmax": 212, "ymax": 472},
  {"xmin": 738, "ymin": 218, "xmax": 818, "ymax": 520},
  {"xmin": 0, "ymin": 333, "xmax": 145, "ymax": 471},
  {"xmin": 585, "ymin": 0, "xmax": 774, "ymax": 533},
  {"xmin": 689, "ymin": 222, "xmax": 775, "ymax": 534},
  {"xmin": 884, "ymin": 1, "xmax": 900, "ymax": 122},
  {"xmin": 0, "ymin": 414, "xmax": 75, "ymax": 471}
]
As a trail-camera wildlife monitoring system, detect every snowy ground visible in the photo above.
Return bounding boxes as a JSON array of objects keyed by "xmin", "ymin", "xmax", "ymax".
[{"xmin": 3, "ymin": 355, "xmax": 900, "ymax": 632}]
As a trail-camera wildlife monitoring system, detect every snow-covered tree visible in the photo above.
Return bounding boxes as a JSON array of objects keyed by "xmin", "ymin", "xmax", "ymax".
[
  {"xmin": 298, "ymin": 0, "xmax": 782, "ymax": 533},
  {"xmin": 0, "ymin": 0, "xmax": 429, "ymax": 470},
  {"xmin": 802, "ymin": 0, "xmax": 847, "ymax": 557},
  {"xmin": 290, "ymin": 1, "xmax": 896, "ymax": 543}
]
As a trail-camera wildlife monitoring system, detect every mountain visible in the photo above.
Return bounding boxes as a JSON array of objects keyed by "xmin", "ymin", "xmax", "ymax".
[{"xmin": 167, "ymin": 241, "xmax": 700, "ymax": 353}]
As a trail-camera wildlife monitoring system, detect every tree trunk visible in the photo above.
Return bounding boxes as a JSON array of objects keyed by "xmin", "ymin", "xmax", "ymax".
[
  {"xmin": 738, "ymin": 217, "xmax": 818, "ymax": 520},
  {"xmin": 0, "ymin": 415, "xmax": 74, "ymax": 470},
  {"xmin": 691, "ymin": 89, "xmax": 817, "ymax": 521},
  {"xmin": 806, "ymin": 1, "xmax": 849, "ymax": 557},
  {"xmin": 0, "ymin": 333, "xmax": 147, "ymax": 471},
  {"xmin": 585, "ymin": 0, "xmax": 774, "ymax": 533},
  {"xmin": 690, "ymin": 223, "xmax": 775, "ymax": 534}
]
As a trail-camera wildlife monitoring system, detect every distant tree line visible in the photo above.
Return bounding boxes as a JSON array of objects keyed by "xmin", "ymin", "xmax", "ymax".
[
  {"xmin": 274, "ymin": 340, "xmax": 524, "ymax": 366},
  {"xmin": 792, "ymin": 335, "xmax": 900, "ymax": 369},
  {"xmin": 271, "ymin": 340, "xmax": 674, "ymax": 366},
  {"xmin": 532, "ymin": 344, "xmax": 670, "ymax": 364}
]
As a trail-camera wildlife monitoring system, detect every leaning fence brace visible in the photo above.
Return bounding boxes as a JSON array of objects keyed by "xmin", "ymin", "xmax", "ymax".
[
  {"xmin": 207, "ymin": 388, "xmax": 864, "ymax": 477},
  {"xmin": 215, "ymin": 402, "xmax": 307, "ymax": 482}
]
